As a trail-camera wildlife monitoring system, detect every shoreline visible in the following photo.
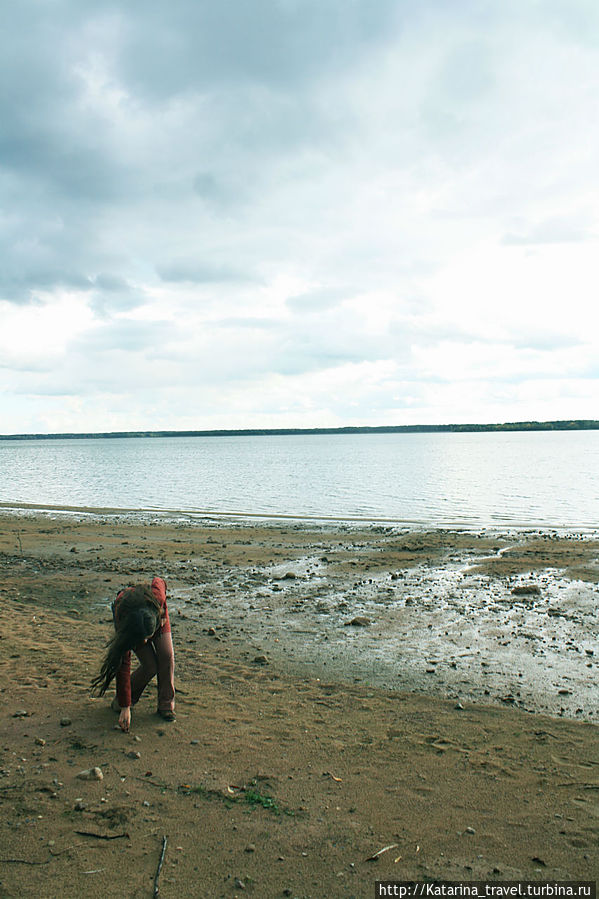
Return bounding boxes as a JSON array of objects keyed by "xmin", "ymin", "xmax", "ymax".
[{"xmin": 3, "ymin": 499, "xmax": 599, "ymax": 535}]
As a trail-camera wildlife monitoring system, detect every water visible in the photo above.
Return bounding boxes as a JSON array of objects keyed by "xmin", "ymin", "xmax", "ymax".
[{"xmin": 1, "ymin": 431, "xmax": 598, "ymax": 528}]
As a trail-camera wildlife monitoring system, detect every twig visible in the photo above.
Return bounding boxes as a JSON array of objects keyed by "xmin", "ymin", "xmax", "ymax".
[
  {"xmin": 75, "ymin": 831, "xmax": 130, "ymax": 840},
  {"xmin": 365, "ymin": 843, "xmax": 399, "ymax": 861},
  {"xmin": 556, "ymin": 782, "xmax": 599, "ymax": 789},
  {"xmin": 0, "ymin": 857, "xmax": 51, "ymax": 866},
  {"xmin": 153, "ymin": 835, "xmax": 167, "ymax": 897}
]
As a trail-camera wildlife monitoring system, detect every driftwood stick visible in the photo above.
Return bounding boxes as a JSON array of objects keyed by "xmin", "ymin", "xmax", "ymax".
[
  {"xmin": 0, "ymin": 857, "xmax": 51, "ymax": 866},
  {"xmin": 153, "ymin": 835, "xmax": 167, "ymax": 897},
  {"xmin": 75, "ymin": 830, "xmax": 130, "ymax": 841}
]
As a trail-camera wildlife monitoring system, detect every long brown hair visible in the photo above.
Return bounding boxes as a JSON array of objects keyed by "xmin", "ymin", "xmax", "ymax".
[{"xmin": 91, "ymin": 585, "xmax": 161, "ymax": 697}]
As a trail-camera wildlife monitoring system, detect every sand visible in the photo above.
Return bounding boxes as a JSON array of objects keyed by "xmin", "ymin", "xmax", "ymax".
[{"xmin": 0, "ymin": 508, "xmax": 597, "ymax": 898}]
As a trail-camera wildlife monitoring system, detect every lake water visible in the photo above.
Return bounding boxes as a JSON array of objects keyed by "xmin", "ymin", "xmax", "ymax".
[{"xmin": 1, "ymin": 431, "xmax": 598, "ymax": 528}]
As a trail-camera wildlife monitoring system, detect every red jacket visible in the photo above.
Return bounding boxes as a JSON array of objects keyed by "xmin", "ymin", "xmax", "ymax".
[{"xmin": 115, "ymin": 577, "xmax": 171, "ymax": 708}]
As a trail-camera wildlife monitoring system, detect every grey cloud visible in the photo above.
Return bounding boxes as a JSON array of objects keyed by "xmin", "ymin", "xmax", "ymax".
[
  {"xmin": 93, "ymin": 273, "xmax": 131, "ymax": 292},
  {"xmin": 0, "ymin": 261, "xmax": 92, "ymax": 304},
  {"xmin": 89, "ymin": 273, "xmax": 146, "ymax": 316},
  {"xmin": 156, "ymin": 260, "xmax": 258, "ymax": 284},
  {"xmin": 193, "ymin": 172, "xmax": 244, "ymax": 209},
  {"xmin": 112, "ymin": 0, "xmax": 401, "ymax": 99},
  {"xmin": 72, "ymin": 318, "xmax": 175, "ymax": 354}
]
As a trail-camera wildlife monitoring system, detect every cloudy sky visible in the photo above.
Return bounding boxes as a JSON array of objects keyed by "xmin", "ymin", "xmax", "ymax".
[{"xmin": 1, "ymin": 0, "xmax": 598, "ymax": 434}]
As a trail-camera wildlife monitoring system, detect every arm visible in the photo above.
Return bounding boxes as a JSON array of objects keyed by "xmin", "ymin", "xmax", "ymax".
[
  {"xmin": 116, "ymin": 649, "xmax": 132, "ymax": 708},
  {"xmin": 151, "ymin": 577, "xmax": 171, "ymax": 635}
]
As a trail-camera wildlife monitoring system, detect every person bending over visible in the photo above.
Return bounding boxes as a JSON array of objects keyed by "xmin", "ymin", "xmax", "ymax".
[{"xmin": 91, "ymin": 576, "xmax": 175, "ymax": 731}]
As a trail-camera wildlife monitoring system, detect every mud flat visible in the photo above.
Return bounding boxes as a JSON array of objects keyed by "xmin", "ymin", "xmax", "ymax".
[{"xmin": 0, "ymin": 509, "xmax": 597, "ymax": 896}]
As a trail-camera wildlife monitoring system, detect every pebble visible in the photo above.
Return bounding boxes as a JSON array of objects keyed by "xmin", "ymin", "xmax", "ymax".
[
  {"xmin": 77, "ymin": 766, "xmax": 104, "ymax": 781},
  {"xmin": 344, "ymin": 617, "xmax": 371, "ymax": 627},
  {"xmin": 253, "ymin": 655, "xmax": 269, "ymax": 665},
  {"xmin": 12, "ymin": 710, "xmax": 29, "ymax": 718},
  {"xmin": 126, "ymin": 751, "xmax": 141, "ymax": 759},
  {"xmin": 74, "ymin": 800, "xmax": 86, "ymax": 811},
  {"xmin": 245, "ymin": 844, "xmax": 256, "ymax": 853},
  {"xmin": 190, "ymin": 739, "xmax": 200, "ymax": 745},
  {"xmin": 511, "ymin": 585, "xmax": 540, "ymax": 596},
  {"xmin": 34, "ymin": 737, "xmax": 46, "ymax": 746},
  {"xmin": 60, "ymin": 717, "xmax": 72, "ymax": 727},
  {"xmin": 465, "ymin": 826, "xmax": 476, "ymax": 834}
]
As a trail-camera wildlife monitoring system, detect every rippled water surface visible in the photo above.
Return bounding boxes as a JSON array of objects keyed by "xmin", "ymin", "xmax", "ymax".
[{"xmin": 1, "ymin": 431, "xmax": 598, "ymax": 527}]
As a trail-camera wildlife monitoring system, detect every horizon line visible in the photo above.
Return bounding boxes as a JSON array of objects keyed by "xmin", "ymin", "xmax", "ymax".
[{"xmin": 1, "ymin": 419, "xmax": 598, "ymax": 440}]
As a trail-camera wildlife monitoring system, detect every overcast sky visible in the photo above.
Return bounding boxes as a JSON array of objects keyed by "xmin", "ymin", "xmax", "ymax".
[{"xmin": 1, "ymin": 0, "xmax": 598, "ymax": 434}]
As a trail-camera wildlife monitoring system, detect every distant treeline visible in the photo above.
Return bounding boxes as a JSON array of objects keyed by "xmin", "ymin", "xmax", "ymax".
[{"xmin": 1, "ymin": 420, "xmax": 598, "ymax": 440}]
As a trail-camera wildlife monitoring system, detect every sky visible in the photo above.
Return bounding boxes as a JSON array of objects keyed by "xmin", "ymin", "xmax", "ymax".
[{"xmin": 1, "ymin": 0, "xmax": 599, "ymax": 434}]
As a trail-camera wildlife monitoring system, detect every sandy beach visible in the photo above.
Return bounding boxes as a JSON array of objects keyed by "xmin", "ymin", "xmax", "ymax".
[{"xmin": 0, "ymin": 508, "xmax": 597, "ymax": 897}]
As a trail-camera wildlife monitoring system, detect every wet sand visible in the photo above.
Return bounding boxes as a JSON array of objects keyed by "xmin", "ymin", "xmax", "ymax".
[{"xmin": 0, "ymin": 509, "xmax": 597, "ymax": 896}]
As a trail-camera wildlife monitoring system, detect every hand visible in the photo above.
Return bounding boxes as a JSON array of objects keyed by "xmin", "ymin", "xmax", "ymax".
[{"xmin": 119, "ymin": 707, "xmax": 131, "ymax": 732}]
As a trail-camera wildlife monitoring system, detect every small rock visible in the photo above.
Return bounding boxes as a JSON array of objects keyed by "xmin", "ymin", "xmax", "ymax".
[
  {"xmin": 60, "ymin": 717, "xmax": 72, "ymax": 727},
  {"xmin": 34, "ymin": 737, "xmax": 46, "ymax": 746},
  {"xmin": 465, "ymin": 826, "xmax": 476, "ymax": 834},
  {"xmin": 70, "ymin": 546, "xmax": 78, "ymax": 553},
  {"xmin": 234, "ymin": 878, "xmax": 246, "ymax": 890},
  {"xmin": 73, "ymin": 800, "xmax": 86, "ymax": 811},
  {"xmin": 133, "ymin": 735, "xmax": 142, "ymax": 742},
  {"xmin": 142, "ymin": 800, "xmax": 150, "ymax": 807},
  {"xmin": 344, "ymin": 617, "xmax": 371, "ymax": 627},
  {"xmin": 454, "ymin": 703, "xmax": 464, "ymax": 710},
  {"xmin": 12, "ymin": 710, "xmax": 29, "ymax": 718},
  {"xmin": 190, "ymin": 739, "xmax": 200, "ymax": 745},
  {"xmin": 76, "ymin": 767, "xmax": 103, "ymax": 781},
  {"xmin": 126, "ymin": 751, "xmax": 141, "ymax": 759},
  {"xmin": 245, "ymin": 844, "xmax": 256, "ymax": 853},
  {"xmin": 253, "ymin": 655, "xmax": 269, "ymax": 666},
  {"xmin": 207, "ymin": 627, "xmax": 217, "ymax": 636},
  {"xmin": 511, "ymin": 585, "xmax": 540, "ymax": 596}
]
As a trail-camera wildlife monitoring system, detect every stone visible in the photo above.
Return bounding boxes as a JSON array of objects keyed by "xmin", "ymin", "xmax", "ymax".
[
  {"xmin": 511, "ymin": 585, "xmax": 540, "ymax": 596},
  {"xmin": 76, "ymin": 767, "xmax": 103, "ymax": 781},
  {"xmin": 344, "ymin": 616, "xmax": 371, "ymax": 627}
]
